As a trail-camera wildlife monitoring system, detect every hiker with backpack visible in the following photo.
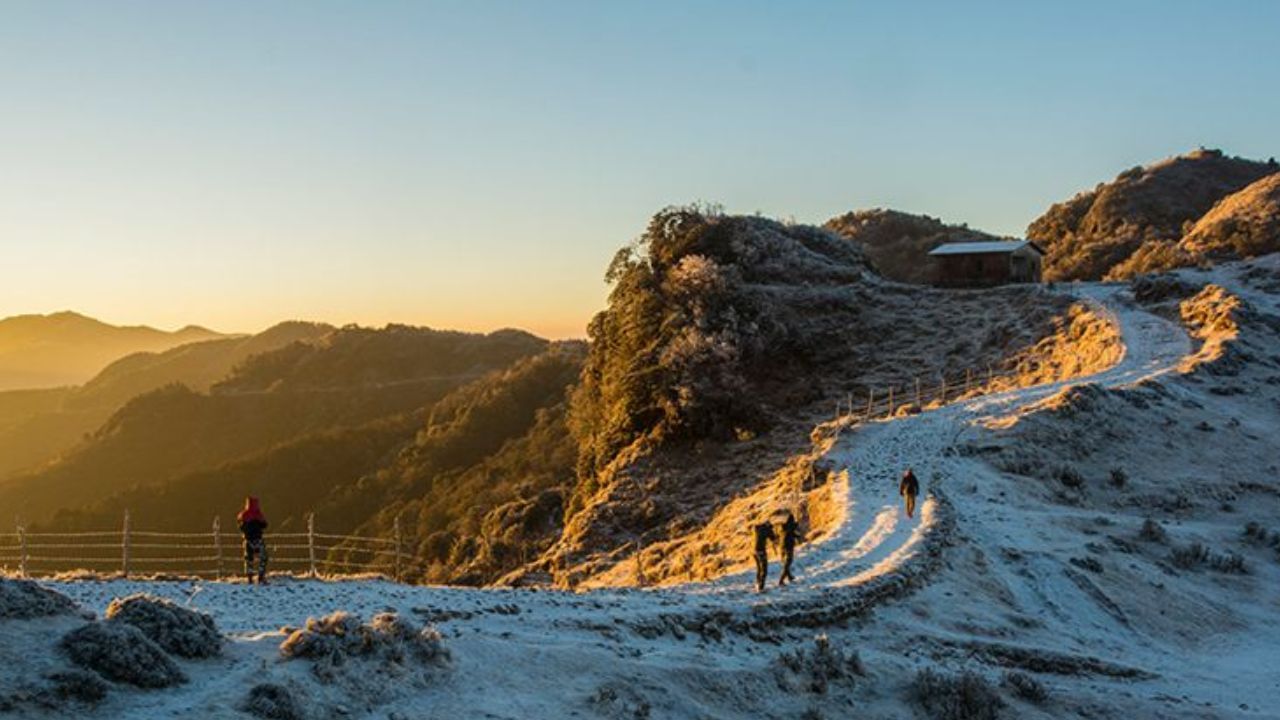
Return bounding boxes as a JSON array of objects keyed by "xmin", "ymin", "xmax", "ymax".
[
  {"xmin": 778, "ymin": 510, "xmax": 803, "ymax": 587},
  {"xmin": 899, "ymin": 468, "xmax": 920, "ymax": 519},
  {"xmin": 752, "ymin": 520, "xmax": 776, "ymax": 593},
  {"xmin": 238, "ymin": 496, "xmax": 270, "ymax": 585}
]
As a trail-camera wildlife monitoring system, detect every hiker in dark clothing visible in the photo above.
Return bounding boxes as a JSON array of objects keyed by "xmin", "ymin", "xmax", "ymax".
[
  {"xmin": 238, "ymin": 496, "xmax": 269, "ymax": 585},
  {"xmin": 778, "ymin": 512, "xmax": 803, "ymax": 587},
  {"xmin": 899, "ymin": 468, "xmax": 920, "ymax": 519},
  {"xmin": 753, "ymin": 521, "xmax": 776, "ymax": 592}
]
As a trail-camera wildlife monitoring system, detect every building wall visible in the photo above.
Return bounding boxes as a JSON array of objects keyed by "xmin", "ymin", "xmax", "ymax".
[{"xmin": 932, "ymin": 251, "xmax": 1042, "ymax": 287}]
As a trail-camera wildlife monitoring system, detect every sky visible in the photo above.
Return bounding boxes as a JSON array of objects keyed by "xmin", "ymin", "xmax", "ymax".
[{"xmin": 1, "ymin": 1, "xmax": 1277, "ymax": 339}]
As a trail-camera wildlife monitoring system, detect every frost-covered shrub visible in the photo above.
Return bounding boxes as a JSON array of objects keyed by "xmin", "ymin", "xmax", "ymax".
[
  {"xmin": 1167, "ymin": 542, "xmax": 1243, "ymax": 572},
  {"xmin": 1209, "ymin": 551, "xmax": 1248, "ymax": 574},
  {"xmin": 105, "ymin": 594, "xmax": 222, "ymax": 658},
  {"xmin": 243, "ymin": 683, "xmax": 304, "ymax": 720},
  {"xmin": 280, "ymin": 611, "xmax": 449, "ymax": 681},
  {"xmin": 776, "ymin": 634, "xmax": 865, "ymax": 694},
  {"xmin": 1056, "ymin": 465, "xmax": 1085, "ymax": 489},
  {"xmin": 1170, "ymin": 542, "xmax": 1209, "ymax": 569},
  {"xmin": 1139, "ymin": 518, "xmax": 1168, "ymax": 543},
  {"xmin": 1108, "ymin": 467, "xmax": 1127, "ymax": 489},
  {"xmin": 59, "ymin": 622, "xmax": 186, "ymax": 688},
  {"xmin": 1002, "ymin": 671, "xmax": 1048, "ymax": 704},
  {"xmin": 590, "ymin": 682, "xmax": 653, "ymax": 719},
  {"xmin": 0, "ymin": 578, "xmax": 81, "ymax": 619},
  {"xmin": 909, "ymin": 668, "xmax": 1003, "ymax": 720},
  {"xmin": 42, "ymin": 669, "xmax": 110, "ymax": 705}
]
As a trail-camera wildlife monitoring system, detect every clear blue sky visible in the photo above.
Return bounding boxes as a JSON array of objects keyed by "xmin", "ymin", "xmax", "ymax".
[{"xmin": 2, "ymin": 1, "xmax": 1277, "ymax": 338}]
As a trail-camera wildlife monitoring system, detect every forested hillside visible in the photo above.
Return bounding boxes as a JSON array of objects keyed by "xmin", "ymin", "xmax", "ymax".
[
  {"xmin": 6, "ymin": 326, "xmax": 547, "ymax": 527},
  {"xmin": 46, "ymin": 344, "xmax": 585, "ymax": 586},
  {"xmin": 0, "ymin": 322, "xmax": 332, "ymax": 479}
]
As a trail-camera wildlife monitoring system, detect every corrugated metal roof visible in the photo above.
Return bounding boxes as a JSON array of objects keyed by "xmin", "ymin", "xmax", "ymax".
[{"xmin": 927, "ymin": 240, "xmax": 1042, "ymax": 256}]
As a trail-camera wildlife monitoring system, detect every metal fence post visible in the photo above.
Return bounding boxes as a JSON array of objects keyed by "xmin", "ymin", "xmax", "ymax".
[
  {"xmin": 213, "ymin": 516, "xmax": 222, "ymax": 580},
  {"xmin": 307, "ymin": 513, "xmax": 317, "ymax": 578},
  {"xmin": 17, "ymin": 524, "xmax": 27, "ymax": 579},
  {"xmin": 122, "ymin": 510, "xmax": 131, "ymax": 578},
  {"xmin": 393, "ymin": 515, "xmax": 402, "ymax": 583}
]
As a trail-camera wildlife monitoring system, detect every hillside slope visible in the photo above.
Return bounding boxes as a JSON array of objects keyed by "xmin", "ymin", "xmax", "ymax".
[
  {"xmin": 1108, "ymin": 171, "xmax": 1280, "ymax": 278},
  {"xmin": 3, "ymin": 326, "xmax": 547, "ymax": 526},
  {"xmin": 1027, "ymin": 149, "xmax": 1276, "ymax": 280},
  {"xmin": 44, "ymin": 344, "xmax": 584, "ymax": 586},
  {"xmin": 0, "ymin": 311, "xmax": 224, "ymax": 391},
  {"xmin": 529, "ymin": 206, "xmax": 1091, "ymax": 586},
  {"xmin": 0, "ymin": 322, "xmax": 333, "ymax": 479},
  {"xmin": 824, "ymin": 208, "xmax": 1007, "ymax": 284}
]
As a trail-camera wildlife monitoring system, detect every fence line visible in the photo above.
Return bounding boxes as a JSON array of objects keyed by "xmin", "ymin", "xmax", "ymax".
[
  {"xmin": 1, "ymin": 510, "xmax": 409, "ymax": 582},
  {"xmin": 828, "ymin": 359, "xmax": 1054, "ymax": 432}
]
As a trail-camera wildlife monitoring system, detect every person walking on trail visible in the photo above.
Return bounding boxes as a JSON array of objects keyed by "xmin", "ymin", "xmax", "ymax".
[
  {"xmin": 900, "ymin": 468, "xmax": 920, "ymax": 519},
  {"xmin": 238, "ymin": 496, "xmax": 269, "ymax": 585},
  {"xmin": 752, "ymin": 521, "xmax": 776, "ymax": 593},
  {"xmin": 778, "ymin": 511, "xmax": 803, "ymax": 587}
]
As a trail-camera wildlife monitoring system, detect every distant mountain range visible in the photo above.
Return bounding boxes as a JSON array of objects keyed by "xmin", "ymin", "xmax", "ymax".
[
  {"xmin": 0, "ymin": 320, "xmax": 334, "ymax": 479},
  {"xmin": 0, "ymin": 323, "xmax": 550, "ymax": 531},
  {"xmin": 0, "ymin": 311, "xmax": 226, "ymax": 391}
]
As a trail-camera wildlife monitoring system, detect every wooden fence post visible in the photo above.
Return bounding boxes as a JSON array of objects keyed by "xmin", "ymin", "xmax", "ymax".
[
  {"xmin": 915, "ymin": 377, "xmax": 922, "ymax": 408},
  {"xmin": 987, "ymin": 364, "xmax": 994, "ymax": 389},
  {"xmin": 939, "ymin": 373, "xmax": 948, "ymax": 405},
  {"xmin": 121, "ymin": 510, "xmax": 131, "ymax": 578},
  {"xmin": 393, "ymin": 515, "xmax": 403, "ymax": 583},
  {"xmin": 865, "ymin": 389, "xmax": 874, "ymax": 418},
  {"xmin": 965, "ymin": 368, "xmax": 972, "ymax": 394},
  {"xmin": 17, "ymin": 524, "xmax": 27, "ymax": 579},
  {"xmin": 212, "ymin": 516, "xmax": 222, "ymax": 580},
  {"xmin": 307, "ymin": 513, "xmax": 317, "ymax": 578},
  {"xmin": 887, "ymin": 386, "xmax": 894, "ymax": 417}
]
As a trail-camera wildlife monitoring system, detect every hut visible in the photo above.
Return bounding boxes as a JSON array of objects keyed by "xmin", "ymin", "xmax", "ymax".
[{"xmin": 927, "ymin": 240, "xmax": 1044, "ymax": 287}]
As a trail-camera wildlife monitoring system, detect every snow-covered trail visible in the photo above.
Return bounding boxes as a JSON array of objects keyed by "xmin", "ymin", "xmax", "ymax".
[{"xmin": 690, "ymin": 283, "xmax": 1191, "ymax": 596}]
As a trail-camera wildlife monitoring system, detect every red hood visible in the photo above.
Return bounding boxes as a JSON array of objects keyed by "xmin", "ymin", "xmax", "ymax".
[{"xmin": 237, "ymin": 496, "xmax": 266, "ymax": 524}]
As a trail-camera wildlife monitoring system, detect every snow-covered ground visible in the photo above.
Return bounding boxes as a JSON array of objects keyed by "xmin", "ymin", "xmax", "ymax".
[{"xmin": 9, "ymin": 258, "xmax": 1280, "ymax": 719}]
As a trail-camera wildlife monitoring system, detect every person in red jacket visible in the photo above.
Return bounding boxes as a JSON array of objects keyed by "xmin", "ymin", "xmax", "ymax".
[{"xmin": 237, "ymin": 496, "xmax": 269, "ymax": 585}]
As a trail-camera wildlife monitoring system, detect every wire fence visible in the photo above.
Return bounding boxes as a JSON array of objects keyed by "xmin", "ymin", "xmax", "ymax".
[
  {"xmin": 0, "ymin": 512, "xmax": 409, "ymax": 581},
  {"xmin": 827, "ymin": 358, "xmax": 1056, "ymax": 431}
]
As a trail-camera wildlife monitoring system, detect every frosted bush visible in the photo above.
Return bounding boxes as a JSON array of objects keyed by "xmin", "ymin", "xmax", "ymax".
[
  {"xmin": 0, "ymin": 578, "xmax": 81, "ymax": 620},
  {"xmin": 909, "ymin": 668, "xmax": 1003, "ymax": 720},
  {"xmin": 243, "ymin": 683, "xmax": 304, "ymax": 720},
  {"xmin": 280, "ymin": 611, "xmax": 450, "ymax": 680},
  {"xmin": 105, "ymin": 594, "xmax": 222, "ymax": 658},
  {"xmin": 60, "ymin": 622, "xmax": 186, "ymax": 688}
]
